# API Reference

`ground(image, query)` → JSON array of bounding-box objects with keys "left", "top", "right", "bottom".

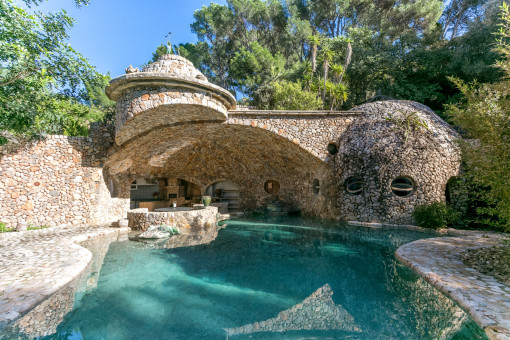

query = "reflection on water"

[
  {"left": 45, "top": 215, "right": 488, "bottom": 340},
  {"left": 225, "top": 284, "right": 361, "bottom": 336}
]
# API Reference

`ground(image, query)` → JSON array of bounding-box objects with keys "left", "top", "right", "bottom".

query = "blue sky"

[{"left": 19, "top": 0, "right": 226, "bottom": 76}]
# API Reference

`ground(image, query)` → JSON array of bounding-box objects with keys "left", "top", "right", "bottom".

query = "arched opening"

[
  {"left": 445, "top": 176, "right": 465, "bottom": 210},
  {"left": 327, "top": 142, "right": 339, "bottom": 155},
  {"left": 105, "top": 123, "right": 334, "bottom": 217},
  {"left": 206, "top": 181, "right": 240, "bottom": 212},
  {"left": 445, "top": 176, "right": 460, "bottom": 205},
  {"left": 344, "top": 176, "right": 363, "bottom": 195},
  {"left": 312, "top": 179, "right": 320, "bottom": 194}
]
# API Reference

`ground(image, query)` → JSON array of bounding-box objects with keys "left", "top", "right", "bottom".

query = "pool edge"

[
  {"left": 0, "top": 226, "right": 130, "bottom": 338},
  {"left": 395, "top": 234, "right": 510, "bottom": 340}
]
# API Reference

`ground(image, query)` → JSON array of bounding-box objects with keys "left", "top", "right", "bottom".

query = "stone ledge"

[
  {"left": 0, "top": 226, "right": 130, "bottom": 333},
  {"left": 0, "top": 225, "right": 68, "bottom": 243},
  {"left": 395, "top": 234, "right": 510, "bottom": 340},
  {"left": 228, "top": 110, "right": 363, "bottom": 116},
  {"left": 107, "top": 73, "right": 236, "bottom": 108}
]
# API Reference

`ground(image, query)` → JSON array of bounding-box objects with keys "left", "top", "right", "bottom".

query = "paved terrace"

[
  {"left": 0, "top": 226, "right": 129, "bottom": 338},
  {"left": 396, "top": 232, "right": 510, "bottom": 340}
]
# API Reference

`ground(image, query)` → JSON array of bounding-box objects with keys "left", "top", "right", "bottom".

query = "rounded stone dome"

[
  {"left": 141, "top": 54, "right": 208, "bottom": 82},
  {"left": 336, "top": 100, "right": 461, "bottom": 224}
]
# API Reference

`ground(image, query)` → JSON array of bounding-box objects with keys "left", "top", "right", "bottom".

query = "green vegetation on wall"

[{"left": 413, "top": 202, "right": 459, "bottom": 229}]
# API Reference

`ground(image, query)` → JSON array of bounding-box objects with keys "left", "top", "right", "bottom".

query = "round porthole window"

[
  {"left": 345, "top": 177, "right": 363, "bottom": 195},
  {"left": 327, "top": 143, "right": 338, "bottom": 155},
  {"left": 264, "top": 180, "right": 280, "bottom": 194},
  {"left": 391, "top": 177, "right": 414, "bottom": 197},
  {"left": 312, "top": 179, "right": 320, "bottom": 194}
]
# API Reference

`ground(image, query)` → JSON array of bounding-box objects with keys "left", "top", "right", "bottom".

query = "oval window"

[
  {"left": 391, "top": 177, "right": 414, "bottom": 197},
  {"left": 345, "top": 177, "right": 363, "bottom": 195},
  {"left": 327, "top": 143, "right": 338, "bottom": 155},
  {"left": 264, "top": 180, "right": 280, "bottom": 194},
  {"left": 312, "top": 179, "right": 320, "bottom": 194}
]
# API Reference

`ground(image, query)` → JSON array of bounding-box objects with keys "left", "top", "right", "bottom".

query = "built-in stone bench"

[{"left": 127, "top": 206, "right": 221, "bottom": 248}]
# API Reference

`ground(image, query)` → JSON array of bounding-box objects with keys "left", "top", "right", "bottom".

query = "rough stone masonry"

[{"left": 0, "top": 53, "right": 462, "bottom": 228}]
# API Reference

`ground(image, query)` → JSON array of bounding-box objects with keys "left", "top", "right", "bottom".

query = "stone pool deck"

[
  {"left": 0, "top": 225, "right": 129, "bottom": 338},
  {"left": 396, "top": 232, "right": 510, "bottom": 340}
]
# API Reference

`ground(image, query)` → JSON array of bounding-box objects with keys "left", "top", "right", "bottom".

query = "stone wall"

[
  {"left": 227, "top": 110, "right": 361, "bottom": 160},
  {"left": 0, "top": 101, "right": 463, "bottom": 227},
  {"left": 0, "top": 124, "right": 129, "bottom": 229},
  {"left": 114, "top": 88, "right": 229, "bottom": 145}
]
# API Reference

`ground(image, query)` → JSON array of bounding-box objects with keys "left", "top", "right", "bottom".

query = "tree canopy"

[
  {"left": 0, "top": 0, "right": 113, "bottom": 145},
  {"left": 144, "top": 0, "right": 503, "bottom": 113}
]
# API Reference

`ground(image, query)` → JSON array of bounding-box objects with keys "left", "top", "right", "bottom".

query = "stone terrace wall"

[
  {"left": 227, "top": 110, "right": 362, "bottom": 161},
  {"left": 0, "top": 124, "right": 129, "bottom": 229}
]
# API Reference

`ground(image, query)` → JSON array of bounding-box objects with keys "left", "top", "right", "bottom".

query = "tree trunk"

[
  {"left": 323, "top": 57, "right": 329, "bottom": 100},
  {"left": 311, "top": 44, "right": 318, "bottom": 73},
  {"left": 338, "top": 42, "right": 352, "bottom": 84}
]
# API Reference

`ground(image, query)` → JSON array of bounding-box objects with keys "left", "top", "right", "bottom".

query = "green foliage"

[
  {"left": 230, "top": 41, "right": 286, "bottom": 104},
  {"left": 179, "top": 0, "right": 500, "bottom": 112},
  {"left": 26, "top": 225, "right": 48, "bottom": 231},
  {"left": 0, "top": 222, "right": 13, "bottom": 233},
  {"left": 0, "top": 0, "right": 112, "bottom": 144},
  {"left": 413, "top": 202, "right": 459, "bottom": 229},
  {"left": 445, "top": 3, "right": 510, "bottom": 231},
  {"left": 261, "top": 80, "right": 323, "bottom": 110}
]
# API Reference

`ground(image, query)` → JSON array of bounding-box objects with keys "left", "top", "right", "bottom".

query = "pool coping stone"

[
  {"left": 396, "top": 233, "right": 510, "bottom": 340},
  {"left": 0, "top": 225, "right": 130, "bottom": 330}
]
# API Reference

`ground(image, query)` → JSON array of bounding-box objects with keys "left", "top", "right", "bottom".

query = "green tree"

[
  {"left": 446, "top": 4, "right": 510, "bottom": 231},
  {"left": 261, "top": 80, "right": 323, "bottom": 110},
  {"left": 0, "top": 0, "right": 110, "bottom": 144}
]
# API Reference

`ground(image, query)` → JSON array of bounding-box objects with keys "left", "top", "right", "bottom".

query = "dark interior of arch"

[{"left": 104, "top": 123, "right": 333, "bottom": 213}]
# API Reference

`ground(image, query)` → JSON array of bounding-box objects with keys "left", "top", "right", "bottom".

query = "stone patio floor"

[
  {"left": 0, "top": 225, "right": 129, "bottom": 332},
  {"left": 396, "top": 232, "right": 510, "bottom": 340}
]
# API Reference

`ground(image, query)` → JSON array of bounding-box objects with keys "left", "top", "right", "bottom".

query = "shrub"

[
  {"left": 0, "top": 222, "right": 13, "bottom": 233},
  {"left": 413, "top": 202, "right": 459, "bottom": 229}
]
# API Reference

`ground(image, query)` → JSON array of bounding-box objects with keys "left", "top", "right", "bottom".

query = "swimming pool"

[{"left": 45, "top": 216, "right": 487, "bottom": 339}]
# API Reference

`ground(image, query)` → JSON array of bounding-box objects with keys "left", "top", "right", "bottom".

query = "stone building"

[{"left": 0, "top": 54, "right": 462, "bottom": 228}]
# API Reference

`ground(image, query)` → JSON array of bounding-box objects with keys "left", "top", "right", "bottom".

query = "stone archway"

[
  {"left": 104, "top": 123, "right": 338, "bottom": 218},
  {"left": 205, "top": 181, "right": 240, "bottom": 212}
]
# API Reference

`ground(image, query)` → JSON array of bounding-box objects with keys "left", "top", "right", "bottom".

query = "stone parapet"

[
  {"left": 106, "top": 54, "right": 236, "bottom": 145},
  {"left": 127, "top": 206, "right": 218, "bottom": 233},
  {"left": 127, "top": 206, "right": 220, "bottom": 248},
  {"left": 227, "top": 111, "right": 361, "bottom": 161}
]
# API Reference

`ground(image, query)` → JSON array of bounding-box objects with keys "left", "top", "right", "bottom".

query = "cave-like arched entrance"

[{"left": 104, "top": 123, "right": 338, "bottom": 217}]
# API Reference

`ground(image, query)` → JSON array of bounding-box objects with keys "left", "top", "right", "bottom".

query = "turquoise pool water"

[{"left": 48, "top": 216, "right": 486, "bottom": 339}]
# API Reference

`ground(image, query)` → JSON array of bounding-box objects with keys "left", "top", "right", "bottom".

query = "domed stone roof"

[
  {"left": 141, "top": 54, "right": 208, "bottom": 82},
  {"left": 336, "top": 100, "right": 462, "bottom": 225}
]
